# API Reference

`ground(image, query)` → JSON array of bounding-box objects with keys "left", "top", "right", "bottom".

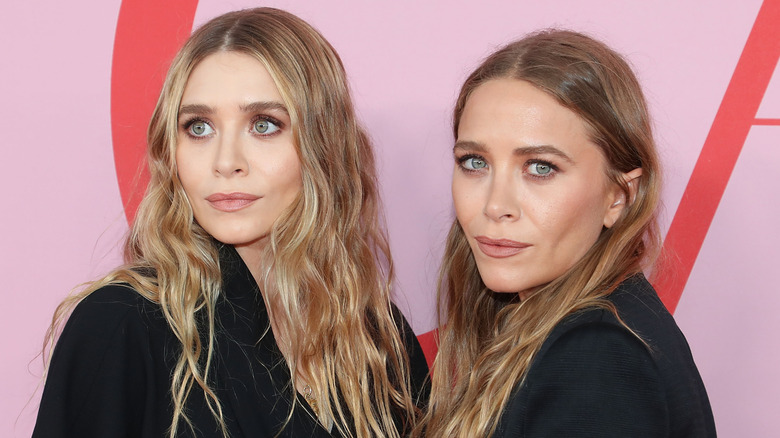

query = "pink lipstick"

[
  {"left": 206, "top": 192, "right": 260, "bottom": 212},
  {"left": 474, "top": 236, "right": 530, "bottom": 258}
]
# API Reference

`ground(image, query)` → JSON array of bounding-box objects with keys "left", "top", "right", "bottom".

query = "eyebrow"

[
  {"left": 178, "top": 103, "right": 213, "bottom": 116},
  {"left": 453, "top": 140, "right": 574, "bottom": 164},
  {"left": 178, "top": 101, "right": 289, "bottom": 117},
  {"left": 240, "top": 101, "right": 289, "bottom": 115}
]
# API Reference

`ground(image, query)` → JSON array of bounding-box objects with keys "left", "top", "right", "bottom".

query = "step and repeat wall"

[{"left": 2, "top": 1, "right": 778, "bottom": 436}]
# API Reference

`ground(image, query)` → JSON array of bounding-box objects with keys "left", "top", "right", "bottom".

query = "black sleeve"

[
  {"left": 507, "top": 323, "right": 669, "bottom": 437},
  {"left": 398, "top": 312, "right": 431, "bottom": 408},
  {"left": 32, "top": 286, "right": 164, "bottom": 438}
]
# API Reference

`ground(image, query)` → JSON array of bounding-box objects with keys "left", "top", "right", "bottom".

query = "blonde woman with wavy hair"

[
  {"left": 33, "top": 8, "right": 428, "bottom": 438},
  {"left": 421, "top": 30, "right": 714, "bottom": 437}
]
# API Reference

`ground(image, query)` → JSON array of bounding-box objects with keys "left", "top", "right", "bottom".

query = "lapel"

[{"left": 213, "top": 244, "right": 336, "bottom": 437}]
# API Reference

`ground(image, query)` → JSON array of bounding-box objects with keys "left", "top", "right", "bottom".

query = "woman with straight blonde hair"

[
  {"left": 421, "top": 30, "right": 715, "bottom": 437},
  {"left": 33, "top": 8, "right": 428, "bottom": 438}
]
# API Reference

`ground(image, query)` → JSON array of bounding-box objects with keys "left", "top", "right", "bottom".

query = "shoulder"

[
  {"left": 496, "top": 318, "right": 668, "bottom": 437},
  {"left": 61, "top": 284, "right": 167, "bottom": 345},
  {"left": 530, "top": 314, "right": 662, "bottom": 397},
  {"left": 496, "top": 275, "right": 715, "bottom": 437},
  {"left": 34, "top": 284, "right": 173, "bottom": 437},
  {"left": 530, "top": 277, "right": 665, "bottom": 374},
  {"left": 607, "top": 274, "right": 679, "bottom": 335},
  {"left": 45, "top": 283, "right": 175, "bottom": 395},
  {"left": 545, "top": 275, "right": 684, "bottom": 359},
  {"left": 71, "top": 283, "right": 158, "bottom": 318},
  {"left": 531, "top": 275, "right": 695, "bottom": 403},
  {"left": 49, "top": 283, "right": 172, "bottom": 373}
]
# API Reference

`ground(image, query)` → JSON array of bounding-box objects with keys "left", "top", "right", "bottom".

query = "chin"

[
  {"left": 478, "top": 269, "right": 525, "bottom": 294},
  {"left": 484, "top": 283, "right": 522, "bottom": 294},
  {"left": 476, "top": 264, "right": 547, "bottom": 295}
]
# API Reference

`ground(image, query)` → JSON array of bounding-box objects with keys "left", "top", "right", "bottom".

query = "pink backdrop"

[{"left": 2, "top": 1, "right": 778, "bottom": 436}]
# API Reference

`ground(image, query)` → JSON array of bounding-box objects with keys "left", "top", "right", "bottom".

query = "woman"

[
  {"left": 422, "top": 30, "right": 715, "bottom": 437},
  {"left": 34, "top": 8, "right": 428, "bottom": 438}
]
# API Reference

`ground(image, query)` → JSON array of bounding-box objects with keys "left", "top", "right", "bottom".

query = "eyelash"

[
  {"left": 456, "top": 154, "right": 487, "bottom": 174},
  {"left": 525, "top": 159, "right": 559, "bottom": 179},
  {"left": 250, "top": 115, "right": 284, "bottom": 136},
  {"left": 455, "top": 154, "right": 559, "bottom": 179},
  {"left": 179, "top": 115, "right": 285, "bottom": 139},
  {"left": 181, "top": 116, "right": 214, "bottom": 140}
]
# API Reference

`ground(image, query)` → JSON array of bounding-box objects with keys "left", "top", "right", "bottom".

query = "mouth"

[
  {"left": 474, "top": 236, "right": 530, "bottom": 258},
  {"left": 205, "top": 192, "right": 260, "bottom": 212}
]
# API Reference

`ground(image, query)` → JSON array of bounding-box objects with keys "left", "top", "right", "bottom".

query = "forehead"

[
  {"left": 180, "top": 51, "right": 283, "bottom": 105},
  {"left": 458, "top": 79, "right": 603, "bottom": 161},
  {"left": 460, "top": 79, "right": 588, "bottom": 139}
]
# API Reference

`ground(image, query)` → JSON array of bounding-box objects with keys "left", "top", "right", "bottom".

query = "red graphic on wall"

[
  {"left": 650, "top": 0, "right": 780, "bottom": 313},
  {"left": 111, "top": 0, "right": 199, "bottom": 224},
  {"left": 110, "top": 0, "right": 779, "bottom": 365}
]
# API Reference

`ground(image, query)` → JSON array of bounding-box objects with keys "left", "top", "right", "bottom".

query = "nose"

[
  {"left": 483, "top": 170, "right": 520, "bottom": 221},
  {"left": 213, "top": 131, "right": 248, "bottom": 177}
]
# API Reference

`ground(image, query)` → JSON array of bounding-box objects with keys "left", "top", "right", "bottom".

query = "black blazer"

[
  {"left": 33, "top": 245, "right": 429, "bottom": 437},
  {"left": 493, "top": 275, "right": 716, "bottom": 437}
]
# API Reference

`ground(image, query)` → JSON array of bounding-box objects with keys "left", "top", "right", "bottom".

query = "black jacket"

[
  {"left": 493, "top": 275, "right": 716, "bottom": 437},
  {"left": 33, "top": 245, "right": 429, "bottom": 437}
]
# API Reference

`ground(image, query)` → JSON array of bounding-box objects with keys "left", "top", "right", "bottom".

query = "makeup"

[
  {"left": 474, "top": 236, "right": 530, "bottom": 258},
  {"left": 206, "top": 192, "right": 260, "bottom": 212}
]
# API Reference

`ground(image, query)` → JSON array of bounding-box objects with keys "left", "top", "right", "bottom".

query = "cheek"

[
  {"left": 175, "top": 159, "right": 201, "bottom": 200},
  {"left": 538, "top": 186, "right": 607, "bottom": 250},
  {"left": 174, "top": 157, "right": 192, "bottom": 194},
  {"left": 270, "top": 152, "right": 303, "bottom": 198},
  {"left": 286, "top": 153, "right": 303, "bottom": 190},
  {"left": 452, "top": 176, "right": 480, "bottom": 225},
  {"left": 284, "top": 169, "right": 303, "bottom": 199}
]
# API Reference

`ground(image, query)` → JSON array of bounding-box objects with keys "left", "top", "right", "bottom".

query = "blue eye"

[
  {"left": 253, "top": 118, "right": 280, "bottom": 135},
  {"left": 461, "top": 156, "right": 488, "bottom": 171},
  {"left": 528, "top": 161, "right": 554, "bottom": 176},
  {"left": 188, "top": 120, "right": 214, "bottom": 137}
]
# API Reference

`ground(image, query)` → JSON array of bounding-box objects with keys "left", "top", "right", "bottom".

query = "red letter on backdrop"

[
  {"left": 652, "top": 0, "right": 780, "bottom": 313},
  {"left": 111, "top": 0, "right": 199, "bottom": 224}
]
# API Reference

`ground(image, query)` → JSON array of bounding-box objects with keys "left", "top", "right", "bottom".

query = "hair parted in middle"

[
  {"left": 420, "top": 29, "right": 663, "bottom": 437},
  {"left": 48, "top": 7, "right": 418, "bottom": 438}
]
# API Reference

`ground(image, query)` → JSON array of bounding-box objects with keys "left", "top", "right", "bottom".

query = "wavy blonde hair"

[
  {"left": 420, "top": 29, "right": 663, "bottom": 437},
  {"left": 45, "top": 8, "right": 418, "bottom": 438}
]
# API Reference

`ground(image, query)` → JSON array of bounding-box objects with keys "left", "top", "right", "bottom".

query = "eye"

[
  {"left": 460, "top": 156, "right": 488, "bottom": 171},
  {"left": 253, "top": 118, "right": 281, "bottom": 135},
  {"left": 187, "top": 120, "right": 214, "bottom": 137},
  {"left": 527, "top": 161, "right": 555, "bottom": 176}
]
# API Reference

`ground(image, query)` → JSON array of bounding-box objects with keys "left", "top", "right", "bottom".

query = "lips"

[
  {"left": 474, "top": 236, "right": 530, "bottom": 258},
  {"left": 205, "top": 192, "right": 260, "bottom": 212}
]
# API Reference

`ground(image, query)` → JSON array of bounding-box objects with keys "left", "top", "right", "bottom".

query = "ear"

[{"left": 603, "top": 168, "right": 643, "bottom": 229}]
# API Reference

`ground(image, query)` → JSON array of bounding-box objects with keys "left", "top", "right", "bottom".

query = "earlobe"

[{"left": 603, "top": 168, "right": 642, "bottom": 229}]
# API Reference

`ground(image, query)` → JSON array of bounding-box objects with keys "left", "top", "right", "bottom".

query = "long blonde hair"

[
  {"left": 421, "top": 29, "right": 663, "bottom": 437},
  {"left": 45, "top": 8, "right": 417, "bottom": 438}
]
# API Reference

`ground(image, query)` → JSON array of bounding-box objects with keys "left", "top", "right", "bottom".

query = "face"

[
  {"left": 176, "top": 51, "right": 302, "bottom": 265},
  {"left": 453, "top": 79, "right": 630, "bottom": 297}
]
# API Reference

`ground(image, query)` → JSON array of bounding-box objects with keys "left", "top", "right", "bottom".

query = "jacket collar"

[{"left": 213, "top": 244, "right": 335, "bottom": 437}]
